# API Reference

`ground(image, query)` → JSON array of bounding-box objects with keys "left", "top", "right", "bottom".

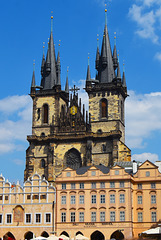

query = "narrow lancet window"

[
  {"left": 101, "top": 99, "right": 108, "bottom": 118},
  {"left": 43, "top": 104, "right": 49, "bottom": 123}
]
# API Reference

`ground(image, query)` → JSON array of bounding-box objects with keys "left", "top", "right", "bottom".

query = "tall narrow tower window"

[
  {"left": 43, "top": 104, "right": 49, "bottom": 124},
  {"left": 101, "top": 99, "right": 108, "bottom": 118}
]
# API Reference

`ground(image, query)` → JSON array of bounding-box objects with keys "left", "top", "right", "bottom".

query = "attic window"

[
  {"left": 66, "top": 172, "right": 71, "bottom": 177},
  {"left": 115, "top": 170, "right": 119, "bottom": 175},
  {"left": 146, "top": 171, "right": 150, "bottom": 177}
]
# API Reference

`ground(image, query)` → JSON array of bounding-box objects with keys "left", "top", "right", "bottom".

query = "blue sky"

[{"left": 1, "top": 0, "right": 161, "bottom": 183}]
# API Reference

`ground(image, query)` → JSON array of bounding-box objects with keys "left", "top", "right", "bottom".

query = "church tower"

[
  {"left": 24, "top": 11, "right": 131, "bottom": 182},
  {"left": 85, "top": 7, "right": 131, "bottom": 166}
]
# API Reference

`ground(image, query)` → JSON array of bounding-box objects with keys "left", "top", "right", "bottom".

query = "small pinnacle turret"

[
  {"left": 65, "top": 68, "right": 69, "bottom": 93},
  {"left": 113, "top": 33, "right": 118, "bottom": 70},
  {"left": 117, "top": 54, "right": 121, "bottom": 81},
  {"left": 122, "top": 64, "right": 127, "bottom": 88},
  {"left": 86, "top": 56, "right": 91, "bottom": 82}
]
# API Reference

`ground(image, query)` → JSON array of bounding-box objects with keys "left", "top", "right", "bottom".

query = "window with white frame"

[
  {"left": 61, "top": 195, "right": 66, "bottom": 204},
  {"left": 151, "top": 195, "right": 156, "bottom": 204},
  {"left": 137, "top": 195, "right": 142, "bottom": 204},
  {"left": 79, "top": 195, "right": 84, "bottom": 204},
  {"left": 79, "top": 212, "right": 84, "bottom": 222},
  {"left": 138, "top": 212, "right": 143, "bottom": 222},
  {"left": 35, "top": 213, "right": 41, "bottom": 223},
  {"left": 62, "top": 183, "right": 66, "bottom": 190},
  {"left": 61, "top": 212, "right": 66, "bottom": 222},
  {"left": 100, "top": 182, "right": 105, "bottom": 188},
  {"left": 120, "top": 211, "right": 125, "bottom": 221},
  {"left": 71, "top": 183, "right": 76, "bottom": 189},
  {"left": 120, "top": 181, "right": 124, "bottom": 188},
  {"left": 110, "top": 194, "right": 115, "bottom": 203},
  {"left": 6, "top": 214, "right": 12, "bottom": 224},
  {"left": 100, "top": 194, "right": 105, "bottom": 203},
  {"left": 91, "top": 182, "right": 96, "bottom": 189},
  {"left": 151, "top": 183, "right": 156, "bottom": 189},
  {"left": 0, "top": 214, "right": 2, "bottom": 224},
  {"left": 71, "top": 195, "right": 76, "bottom": 204},
  {"left": 91, "top": 195, "right": 96, "bottom": 204},
  {"left": 70, "top": 212, "right": 75, "bottom": 222},
  {"left": 110, "top": 182, "right": 115, "bottom": 188},
  {"left": 151, "top": 212, "right": 157, "bottom": 222},
  {"left": 45, "top": 213, "right": 51, "bottom": 223},
  {"left": 100, "top": 212, "right": 105, "bottom": 222},
  {"left": 91, "top": 212, "right": 96, "bottom": 222},
  {"left": 120, "top": 194, "right": 125, "bottom": 203},
  {"left": 25, "top": 213, "right": 32, "bottom": 223},
  {"left": 80, "top": 183, "right": 84, "bottom": 189},
  {"left": 110, "top": 211, "right": 115, "bottom": 222}
]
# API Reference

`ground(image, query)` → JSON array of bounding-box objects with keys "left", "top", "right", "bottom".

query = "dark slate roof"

[
  {"left": 76, "top": 164, "right": 110, "bottom": 175},
  {"left": 95, "top": 164, "right": 110, "bottom": 174},
  {"left": 76, "top": 166, "right": 91, "bottom": 175}
]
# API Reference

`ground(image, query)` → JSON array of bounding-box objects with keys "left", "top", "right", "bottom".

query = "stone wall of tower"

[
  {"left": 89, "top": 91, "right": 125, "bottom": 142},
  {"left": 32, "top": 95, "right": 67, "bottom": 136}
]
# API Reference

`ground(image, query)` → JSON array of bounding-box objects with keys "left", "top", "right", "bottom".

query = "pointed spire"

[
  {"left": 95, "top": 34, "right": 100, "bottom": 70},
  {"left": 122, "top": 62, "right": 127, "bottom": 87},
  {"left": 41, "top": 15, "right": 58, "bottom": 90},
  {"left": 98, "top": 6, "right": 115, "bottom": 83},
  {"left": 56, "top": 40, "right": 61, "bottom": 86},
  {"left": 31, "top": 60, "right": 36, "bottom": 88},
  {"left": 117, "top": 53, "right": 121, "bottom": 81},
  {"left": 41, "top": 42, "right": 45, "bottom": 76},
  {"left": 65, "top": 67, "right": 69, "bottom": 93},
  {"left": 86, "top": 54, "right": 91, "bottom": 82},
  {"left": 113, "top": 32, "right": 118, "bottom": 70}
]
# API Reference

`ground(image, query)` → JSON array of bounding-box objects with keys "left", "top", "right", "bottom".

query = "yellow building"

[
  {"left": 55, "top": 160, "right": 161, "bottom": 240},
  {"left": 0, "top": 174, "right": 55, "bottom": 240}
]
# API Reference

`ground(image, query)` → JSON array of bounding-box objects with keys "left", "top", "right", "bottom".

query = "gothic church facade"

[{"left": 24, "top": 11, "right": 131, "bottom": 182}]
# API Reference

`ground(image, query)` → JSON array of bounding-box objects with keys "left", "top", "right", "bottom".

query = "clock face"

[{"left": 70, "top": 106, "right": 77, "bottom": 115}]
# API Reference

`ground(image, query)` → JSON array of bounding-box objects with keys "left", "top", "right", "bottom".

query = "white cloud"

[
  {"left": 132, "top": 152, "right": 159, "bottom": 162},
  {"left": 128, "top": 0, "right": 161, "bottom": 44},
  {"left": 154, "top": 52, "right": 161, "bottom": 62},
  {"left": 0, "top": 95, "right": 32, "bottom": 154},
  {"left": 126, "top": 90, "right": 161, "bottom": 148}
]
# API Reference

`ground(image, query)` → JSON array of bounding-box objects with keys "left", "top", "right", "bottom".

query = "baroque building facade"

[
  {"left": 55, "top": 160, "right": 161, "bottom": 240},
  {"left": 24, "top": 10, "right": 131, "bottom": 183}
]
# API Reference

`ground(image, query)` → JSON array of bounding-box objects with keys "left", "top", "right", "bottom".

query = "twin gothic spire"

[
  {"left": 86, "top": 8, "right": 127, "bottom": 87},
  {"left": 31, "top": 10, "right": 126, "bottom": 94}
]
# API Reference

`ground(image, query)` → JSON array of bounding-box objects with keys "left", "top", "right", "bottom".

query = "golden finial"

[
  {"left": 51, "top": 11, "right": 53, "bottom": 19},
  {"left": 48, "top": 38, "right": 49, "bottom": 44},
  {"left": 67, "top": 66, "right": 69, "bottom": 72},
  {"left": 114, "top": 32, "right": 116, "bottom": 39},
  {"left": 97, "top": 34, "right": 99, "bottom": 41},
  {"left": 105, "top": 3, "right": 107, "bottom": 12},
  {"left": 59, "top": 40, "right": 61, "bottom": 46}
]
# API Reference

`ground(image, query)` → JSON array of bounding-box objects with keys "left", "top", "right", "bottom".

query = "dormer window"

[
  {"left": 43, "top": 104, "right": 49, "bottom": 124},
  {"left": 100, "top": 99, "right": 108, "bottom": 118}
]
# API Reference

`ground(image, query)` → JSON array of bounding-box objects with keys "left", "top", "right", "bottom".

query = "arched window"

[
  {"left": 41, "top": 159, "right": 45, "bottom": 168},
  {"left": 121, "top": 100, "right": 124, "bottom": 122},
  {"left": 43, "top": 104, "right": 49, "bottom": 124},
  {"left": 65, "top": 148, "right": 82, "bottom": 170},
  {"left": 101, "top": 99, "right": 108, "bottom": 118}
]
